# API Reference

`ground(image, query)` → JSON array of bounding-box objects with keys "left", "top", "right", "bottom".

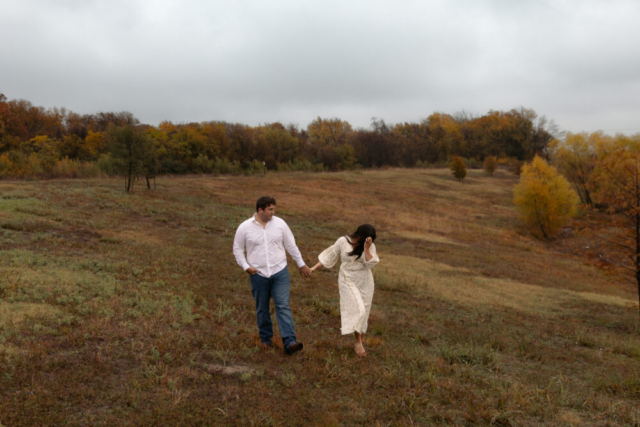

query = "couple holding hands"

[{"left": 233, "top": 196, "right": 379, "bottom": 357}]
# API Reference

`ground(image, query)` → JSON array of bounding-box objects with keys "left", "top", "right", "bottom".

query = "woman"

[{"left": 310, "top": 224, "right": 379, "bottom": 356}]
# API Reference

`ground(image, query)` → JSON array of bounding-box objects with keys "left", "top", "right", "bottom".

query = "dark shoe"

[
  {"left": 259, "top": 341, "right": 272, "bottom": 349},
  {"left": 285, "top": 341, "right": 303, "bottom": 355}
]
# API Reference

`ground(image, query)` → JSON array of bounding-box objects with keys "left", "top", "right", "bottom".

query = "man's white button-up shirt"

[{"left": 233, "top": 215, "right": 306, "bottom": 278}]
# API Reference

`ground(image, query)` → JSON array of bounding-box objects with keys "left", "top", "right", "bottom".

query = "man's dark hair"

[{"left": 256, "top": 196, "right": 276, "bottom": 212}]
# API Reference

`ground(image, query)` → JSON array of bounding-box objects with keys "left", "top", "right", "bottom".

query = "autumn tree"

[
  {"left": 551, "top": 132, "right": 604, "bottom": 207},
  {"left": 0, "top": 94, "right": 29, "bottom": 144},
  {"left": 24, "top": 135, "right": 58, "bottom": 173},
  {"left": 84, "top": 130, "right": 105, "bottom": 159},
  {"left": 450, "top": 156, "right": 467, "bottom": 181},
  {"left": 514, "top": 155, "right": 579, "bottom": 238},
  {"left": 531, "top": 115, "right": 562, "bottom": 159},
  {"left": 464, "top": 108, "right": 551, "bottom": 162},
  {"left": 351, "top": 119, "right": 397, "bottom": 168},
  {"left": 590, "top": 134, "right": 640, "bottom": 319},
  {"left": 171, "top": 124, "right": 209, "bottom": 168},
  {"left": 107, "top": 125, "right": 157, "bottom": 192},
  {"left": 255, "top": 124, "right": 299, "bottom": 169},
  {"left": 226, "top": 123, "right": 256, "bottom": 165},
  {"left": 483, "top": 156, "right": 497, "bottom": 176},
  {"left": 393, "top": 121, "right": 430, "bottom": 166},
  {"left": 201, "top": 121, "right": 228, "bottom": 160},
  {"left": 6, "top": 99, "right": 63, "bottom": 140},
  {"left": 500, "top": 108, "right": 536, "bottom": 160},
  {"left": 94, "top": 111, "right": 139, "bottom": 132},
  {"left": 306, "top": 117, "right": 355, "bottom": 170},
  {"left": 426, "top": 113, "right": 464, "bottom": 160},
  {"left": 63, "top": 111, "right": 90, "bottom": 139},
  {"left": 307, "top": 117, "right": 352, "bottom": 147},
  {"left": 58, "top": 134, "right": 92, "bottom": 160}
]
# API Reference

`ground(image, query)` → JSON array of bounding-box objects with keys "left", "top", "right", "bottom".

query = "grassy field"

[{"left": 0, "top": 168, "right": 639, "bottom": 426}]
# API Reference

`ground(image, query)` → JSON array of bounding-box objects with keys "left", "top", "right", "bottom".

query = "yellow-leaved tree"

[
  {"left": 551, "top": 132, "right": 608, "bottom": 207},
  {"left": 589, "top": 134, "right": 640, "bottom": 320},
  {"left": 514, "top": 155, "right": 579, "bottom": 238},
  {"left": 450, "top": 156, "right": 467, "bottom": 181},
  {"left": 483, "top": 155, "right": 497, "bottom": 176}
]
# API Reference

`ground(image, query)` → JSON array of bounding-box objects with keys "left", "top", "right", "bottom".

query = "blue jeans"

[{"left": 249, "top": 268, "right": 297, "bottom": 348}]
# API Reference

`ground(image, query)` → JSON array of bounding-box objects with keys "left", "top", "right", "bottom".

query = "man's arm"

[
  {"left": 232, "top": 224, "right": 253, "bottom": 273},
  {"left": 282, "top": 221, "right": 310, "bottom": 276}
]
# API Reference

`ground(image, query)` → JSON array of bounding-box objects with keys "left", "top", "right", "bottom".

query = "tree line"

[
  {"left": 0, "top": 93, "right": 560, "bottom": 179},
  {"left": 2, "top": 93, "right": 640, "bottom": 317}
]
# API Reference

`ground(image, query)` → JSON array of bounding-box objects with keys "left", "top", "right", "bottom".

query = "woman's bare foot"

[{"left": 354, "top": 342, "right": 366, "bottom": 357}]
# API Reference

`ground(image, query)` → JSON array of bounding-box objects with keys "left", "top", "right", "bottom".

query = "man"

[{"left": 233, "top": 196, "right": 311, "bottom": 354}]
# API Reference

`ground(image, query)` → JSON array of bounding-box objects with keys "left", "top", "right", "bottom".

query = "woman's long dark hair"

[{"left": 346, "top": 224, "right": 376, "bottom": 260}]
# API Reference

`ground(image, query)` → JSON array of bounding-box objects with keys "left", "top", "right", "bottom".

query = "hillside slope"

[{"left": 0, "top": 169, "right": 638, "bottom": 425}]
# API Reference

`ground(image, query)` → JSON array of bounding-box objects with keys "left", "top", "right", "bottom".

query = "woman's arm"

[
  {"left": 316, "top": 237, "right": 343, "bottom": 270},
  {"left": 364, "top": 237, "right": 373, "bottom": 261},
  {"left": 309, "top": 261, "right": 323, "bottom": 272}
]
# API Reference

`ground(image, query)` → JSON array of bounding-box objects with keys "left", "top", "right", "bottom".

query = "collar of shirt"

[{"left": 252, "top": 214, "right": 269, "bottom": 228}]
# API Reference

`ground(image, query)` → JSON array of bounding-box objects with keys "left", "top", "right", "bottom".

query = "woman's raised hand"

[{"left": 364, "top": 237, "right": 372, "bottom": 250}]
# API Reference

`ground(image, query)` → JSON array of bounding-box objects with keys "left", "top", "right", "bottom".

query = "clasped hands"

[
  {"left": 299, "top": 265, "right": 312, "bottom": 277},
  {"left": 245, "top": 237, "right": 371, "bottom": 278}
]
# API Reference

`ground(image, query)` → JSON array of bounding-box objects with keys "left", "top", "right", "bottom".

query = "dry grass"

[
  {"left": 0, "top": 302, "right": 61, "bottom": 328},
  {"left": 379, "top": 253, "right": 637, "bottom": 318},
  {"left": 0, "top": 168, "right": 639, "bottom": 426}
]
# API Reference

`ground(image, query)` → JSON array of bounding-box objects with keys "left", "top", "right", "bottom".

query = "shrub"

[
  {"left": 450, "top": 156, "right": 467, "bottom": 181},
  {"left": 52, "top": 157, "right": 75, "bottom": 177},
  {"left": 244, "top": 159, "right": 266, "bottom": 175},
  {"left": 277, "top": 159, "right": 324, "bottom": 172},
  {"left": 192, "top": 154, "right": 214, "bottom": 174},
  {"left": 0, "top": 151, "right": 99, "bottom": 179},
  {"left": 513, "top": 155, "right": 579, "bottom": 238},
  {"left": 0, "top": 154, "right": 12, "bottom": 177},
  {"left": 161, "top": 158, "right": 189, "bottom": 174},
  {"left": 25, "top": 153, "right": 44, "bottom": 176},
  {"left": 212, "top": 157, "right": 242, "bottom": 175},
  {"left": 51, "top": 157, "right": 99, "bottom": 178},
  {"left": 97, "top": 154, "right": 118, "bottom": 175},
  {"left": 336, "top": 144, "right": 357, "bottom": 170},
  {"left": 483, "top": 156, "right": 497, "bottom": 176}
]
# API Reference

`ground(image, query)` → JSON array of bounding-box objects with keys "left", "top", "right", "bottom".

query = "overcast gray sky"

[{"left": 1, "top": 0, "right": 639, "bottom": 134}]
